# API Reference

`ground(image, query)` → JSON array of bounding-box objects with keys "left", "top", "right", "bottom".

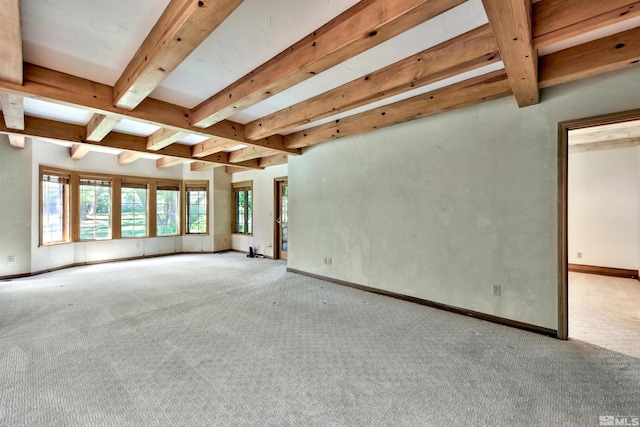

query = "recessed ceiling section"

[
  {"left": 23, "top": 98, "right": 93, "bottom": 125},
  {"left": 150, "top": 0, "right": 362, "bottom": 108},
  {"left": 569, "top": 119, "right": 640, "bottom": 145},
  {"left": 229, "top": 0, "right": 490, "bottom": 124},
  {"left": 112, "top": 119, "right": 160, "bottom": 137},
  {"left": 21, "top": 0, "right": 171, "bottom": 86}
]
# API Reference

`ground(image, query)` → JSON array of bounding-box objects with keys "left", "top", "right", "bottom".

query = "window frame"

[
  {"left": 232, "top": 180, "right": 253, "bottom": 235},
  {"left": 78, "top": 176, "right": 113, "bottom": 241},
  {"left": 156, "top": 181, "right": 181, "bottom": 236},
  {"left": 39, "top": 167, "right": 209, "bottom": 244},
  {"left": 185, "top": 181, "right": 209, "bottom": 235},
  {"left": 40, "top": 166, "right": 71, "bottom": 246},
  {"left": 120, "top": 179, "right": 149, "bottom": 239}
]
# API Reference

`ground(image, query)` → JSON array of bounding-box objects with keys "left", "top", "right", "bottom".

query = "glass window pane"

[
  {"left": 157, "top": 189, "right": 179, "bottom": 236},
  {"left": 186, "top": 189, "right": 207, "bottom": 234},
  {"left": 80, "top": 180, "right": 111, "bottom": 240},
  {"left": 121, "top": 186, "right": 148, "bottom": 238}
]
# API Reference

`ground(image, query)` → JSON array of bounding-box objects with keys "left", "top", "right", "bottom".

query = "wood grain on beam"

[
  {"left": 0, "top": 64, "right": 300, "bottom": 155},
  {"left": 539, "top": 26, "right": 640, "bottom": 88},
  {"left": 118, "top": 151, "right": 146, "bottom": 165},
  {"left": 190, "top": 0, "right": 467, "bottom": 127},
  {"left": 482, "top": 0, "right": 538, "bottom": 107},
  {"left": 533, "top": 0, "right": 640, "bottom": 49},
  {"left": 190, "top": 162, "right": 218, "bottom": 172},
  {"left": 71, "top": 143, "right": 92, "bottom": 159},
  {"left": 156, "top": 156, "right": 186, "bottom": 169},
  {"left": 258, "top": 153, "right": 288, "bottom": 168},
  {"left": 8, "top": 134, "right": 25, "bottom": 148},
  {"left": 114, "top": 0, "right": 243, "bottom": 109},
  {"left": 245, "top": 24, "right": 500, "bottom": 140},
  {"left": 228, "top": 146, "right": 277, "bottom": 163},
  {"left": 86, "top": 113, "right": 121, "bottom": 142},
  {"left": 225, "top": 166, "right": 246, "bottom": 174},
  {"left": 0, "top": 0, "right": 22, "bottom": 85},
  {"left": 0, "top": 114, "right": 262, "bottom": 169},
  {"left": 192, "top": 137, "right": 241, "bottom": 157},
  {"left": 147, "top": 128, "right": 189, "bottom": 150},
  {"left": 0, "top": 93, "right": 24, "bottom": 130},
  {"left": 285, "top": 70, "right": 513, "bottom": 149}
]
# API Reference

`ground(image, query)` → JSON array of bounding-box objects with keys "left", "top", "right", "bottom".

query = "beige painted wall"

[{"left": 288, "top": 66, "right": 640, "bottom": 331}]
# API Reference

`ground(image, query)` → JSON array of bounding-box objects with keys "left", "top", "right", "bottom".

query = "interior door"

[{"left": 275, "top": 179, "right": 288, "bottom": 260}]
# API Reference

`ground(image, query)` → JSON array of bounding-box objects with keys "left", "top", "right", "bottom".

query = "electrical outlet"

[
  {"left": 328, "top": 257, "right": 332, "bottom": 265},
  {"left": 7, "top": 255, "right": 14, "bottom": 263},
  {"left": 577, "top": 252, "right": 582, "bottom": 259},
  {"left": 492, "top": 285, "right": 501, "bottom": 296}
]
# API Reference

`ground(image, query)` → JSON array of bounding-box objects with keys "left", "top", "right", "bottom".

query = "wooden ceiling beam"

[
  {"left": 228, "top": 146, "right": 277, "bottom": 163},
  {"left": 569, "top": 137, "right": 640, "bottom": 153},
  {"left": 539, "top": 26, "right": 640, "bottom": 88},
  {"left": 8, "top": 134, "right": 25, "bottom": 148},
  {"left": 114, "top": 0, "right": 244, "bottom": 109},
  {"left": 0, "top": 64, "right": 299, "bottom": 155},
  {"left": 190, "top": 0, "right": 467, "bottom": 127},
  {"left": 0, "top": 0, "right": 22, "bottom": 85},
  {"left": 482, "top": 0, "right": 539, "bottom": 107},
  {"left": 0, "top": 93, "right": 24, "bottom": 130},
  {"left": 190, "top": 161, "right": 219, "bottom": 172},
  {"left": 284, "top": 70, "right": 513, "bottom": 149},
  {"left": 156, "top": 156, "right": 186, "bottom": 169},
  {"left": 191, "top": 137, "right": 241, "bottom": 157},
  {"left": 146, "top": 128, "right": 189, "bottom": 150},
  {"left": 0, "top": 114, "right": 261, "bottom": 169},
  {"left": 258, "top": 153, "right": 288, "bottom": 168},
  {"left": 118, "top": 151, "right": 146, "bottom": 165},
  {"left": 70, "top": 143, "right": 92, "bottom": 159},
  {"left": 0, "top": 0, "right": 24, "bottom": 132},
  {"left": 533, "top": 0, "right": 640, "bottom": 49},
  {"left": 86, "top": 113, "right": 121, "bottom": 142},
  {"left": 245, "top": 24, "right": 500, "bottom": 140}
]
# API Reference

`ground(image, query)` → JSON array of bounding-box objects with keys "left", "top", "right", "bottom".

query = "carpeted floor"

[
  {"left": 569, "top": 272, "right": 640, "bottom": 359},
  {"left": 0, "top": 253, "right": 639, "bottom": 426}
]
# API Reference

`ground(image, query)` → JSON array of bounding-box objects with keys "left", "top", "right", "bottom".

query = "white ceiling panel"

[
  {"left": 21, "top": 0, "right": 170, "bottom": 86},
  {"left": 229, "top": 0, "right": 490, "bottom": 124},
  {"left": 112, "top": 119, "right": 160, "bottom": 137},
  {"left": 23, "top": 98, "right": 93, "bottom": 125},
  {"left": 150, "top": 0, "right": 361, "bottom": 108}
]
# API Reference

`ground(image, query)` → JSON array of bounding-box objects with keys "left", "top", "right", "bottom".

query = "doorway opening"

[
  {"left": 558, "top": 109, "right": 640, "bottom": 357},
  {"left": 274, "top": 177, "right": 288, "bottom": 260}
]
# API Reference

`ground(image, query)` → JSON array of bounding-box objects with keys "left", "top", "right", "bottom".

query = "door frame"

[
  {"left": 273, "top": 176, "right": 288, "bottom": 260},
  {"left": 557, "top": 108, "right": 640, "bottom": 340}
]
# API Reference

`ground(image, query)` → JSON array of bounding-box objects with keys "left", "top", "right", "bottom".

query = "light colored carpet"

[
  {"left": 0, "top": 253, "right": 639, "bottom": 426},
  {"left": 569, "top": 272, "right": 640, "bottom": 359}
]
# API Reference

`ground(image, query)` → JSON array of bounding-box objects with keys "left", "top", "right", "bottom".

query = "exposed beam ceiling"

[
  {"left": 8, "top": 134, "right": 26, "bottom": 148},
  {"left": 190, "top": 0, "right": 467, "bottom": 127},
  {"left": 533, "top": 0, "right": 640, "bottom": 49},
  {"left": 0, "top": 115, "right": 261, "bottom": 170},
  {"left": 539, "top": 26, "right": 640, "bottom": 88},
  {"left": 245, "top": 24, "right": 500, "bottom": 140},
  {"left": 85, "top": 114, "right": 122, "bottom": 142},
  {"left": 482, "top": 0, "right": 538, "bottom": 107},
  {"left": 118, "top": 151, "right": 146, "bottom": 165},
  {"left": 114, "top": 0, "right": 244, "bottom": 110},
  {"left": 5, "top": 0, "right": 640, "bottom": 170},
  {"left": 156, "top": 156, "right": 186, "bottom": 169},
  {"left": 285, "top": 70, "right": 513, "bottom": 149}
]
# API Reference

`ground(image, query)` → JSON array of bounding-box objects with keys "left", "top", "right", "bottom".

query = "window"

[
  {"left": 157, "top": 183, "right": 180, "bottom": 236},
  {"left": 79, "top": 178, "right": 111, "bottom": 240},
  {"left": 121, "top": 181, "right": 148, "bottom": 238},
  {"left": 233, "top": 181, "right": 252, "bottom": 235},
  {"left": 185, "top": 182, "right": 208, "bottom": 234},
  {"left": 41, "top": 172, "right": 70, "bottom": 244}
]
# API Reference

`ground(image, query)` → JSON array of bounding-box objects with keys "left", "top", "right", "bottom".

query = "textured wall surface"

[{"left": 289, "top": 66, "right": 640, "bottom": 331}]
